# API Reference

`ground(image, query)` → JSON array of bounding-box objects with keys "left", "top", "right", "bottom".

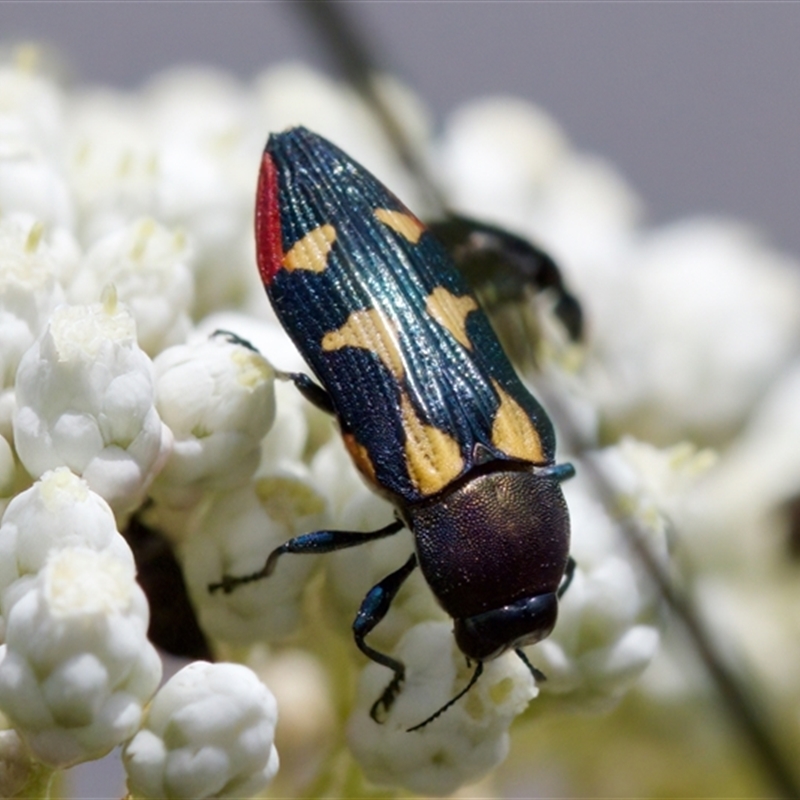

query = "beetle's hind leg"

[
  {"left": 208, "top": 519, "right": 404, "bottom": 594},
  {"left": 353, "top": 553, "right": 419, "bottom": 722}
]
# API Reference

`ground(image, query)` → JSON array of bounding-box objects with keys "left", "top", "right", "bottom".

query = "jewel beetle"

[{"left": 210, "top": 127, "right": 575, "bottom": 728}]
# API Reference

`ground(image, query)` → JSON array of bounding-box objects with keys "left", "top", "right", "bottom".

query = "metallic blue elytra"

[{"left": 216, "top": 126, "right": 575, "bottom": 728}]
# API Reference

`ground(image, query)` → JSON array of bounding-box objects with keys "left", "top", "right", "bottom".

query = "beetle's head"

[
  {"left": 408, "top": 465, "right": 571, "bottom": 662},
  {"left": 453, "top": 591, "right": 558, "bottom": 661}
]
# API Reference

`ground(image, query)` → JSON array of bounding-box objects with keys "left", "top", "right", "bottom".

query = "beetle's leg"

[
  {"left": 208, "top": 519, "right": 404, "bottom": 594},
  {"left": 207, "top": 337, "right": 335, "bottom": 414},
  {"left": 210, "top": 329, "right": 259, "bottom": 352},
  {"left": 511, "top": 558, "right": 575, "bottom": 683},
  {"left": 538, "top": 462, "right": 575, "bottom": 482},
  {"left": 352, "top": 553, "right": 419, "bottom": 722},
  {"left": 277, "top": 370, "right": 336, "bottom": 415},
  {"left": 515, "top": 647, "right": 547, "bottom": 682},
  {"left": 558, "top": 556, "right": 577, "bottom": 599}
]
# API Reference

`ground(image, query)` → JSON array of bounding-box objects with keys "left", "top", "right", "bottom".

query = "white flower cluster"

[
  {"left": 0, "top": 468, "right": 160, "bottom": 767},
  {"left": 0, "top": 42, "right": 797, "bottom": 799},
  {"left": 0, "top": 52, "right": 284, "bottom": 797},
  {"left": 123, "top": 661, "right": 278, "bottom": 800},
  {"left": 14, "top": 291, "right": 171, "bottom": 517},
  {"left": 348, "top": 622, "right": 537, "bottom": 796}
]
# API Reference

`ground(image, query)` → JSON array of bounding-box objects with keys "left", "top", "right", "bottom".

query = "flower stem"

[
  {"left": 292, "top": 0, "right": 448, "bottom": 217},
  {"left": 552, "top": 393, "right": 800, "bottom": 800}
]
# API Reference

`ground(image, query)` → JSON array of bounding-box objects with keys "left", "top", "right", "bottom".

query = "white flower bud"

[
  {"left": 258, "top": 380, "right": 318, "bottom": 476},
  {"left": 13, "top": 295, "right": 172, "bottom": 516},
  {"left": 0, "top": 214, "right": 72, "bottom": 393},
  {"left": 0, "top": 57, "right": 65, "bottom": 157},
  {"left": 588, "top": 220, "right": 800, "bottom": 445},
  {"left": 439, "top": 98, "right": 569, "bottom": 231},
  {"left": 66, "top": 91, "right": 157, "bottom": 244},
  {"left": 0, "top": 728, "right": 42, "bottom": 798},
  {"left": 250, "top": 648, "right": 335, "bottom": 781},
  {"left": 180, "top": 476, "right": 326, "bottom": 643},
  {"left": 144, "top": 68, "right": 256, "bottom": 316},
  {"left": 0, "top": 547, "right": 162, "bottom": 767},
  {"left": 528, "top": 442, "right": 683, "bottom": 709},
  {"left": 348, "top": 621, "right": 535, "bottom": 796},
  {"left": 0, "top": 139, "right": 74, "bottom": 231},
  {"left": 0, "top": 433, "right": 14, "bottom": 502},
  {"left": 697, "top": 358, "right": 800, "bottom": 527},
  {"left": 71, "top": 217, "right": 194, "bottom": 355},
  {"left": 123, "top": 661, "right": 278, "bottom": 800},
  {"left": 151, "top": 335, "right": 275, "bottom": 507},
  {"left": 195, "top": 310, "right": 307, "bottom": 374},
  {"left": 0, "top": 467, "right": 133, "bottom": 633}
]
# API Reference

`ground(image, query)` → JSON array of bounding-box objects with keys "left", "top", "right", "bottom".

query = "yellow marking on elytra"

[
  {"left": 322, "top": 308, "right": 405, "bottom": 378},
  {"left": 425, "top": 287, "right": 478, "bottom": 350},
  {"left": 343, "top": 433, "right": 378, "bottom": 485},
  {"left": 283, "top": 224, "right": 336, "bottom": 273},
  {"left": 400, "top": 394, "right": 464, "bottom": 495},
  {"left": 490, "top": 380, "right": 545, "bottom": 463},
  {"left": 374, "top": 208, "right": 425, "bottom": 244}
]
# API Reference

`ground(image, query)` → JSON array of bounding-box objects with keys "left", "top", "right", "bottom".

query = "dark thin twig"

[
  {"left": 288, "top": 2, "right": 800, "bottom": 796},
  {"left": 293, "top": 0, "right": 448, "bottom": 215},
  {"left": 549, "top": 394, "right": 800, "bottom": 799}
]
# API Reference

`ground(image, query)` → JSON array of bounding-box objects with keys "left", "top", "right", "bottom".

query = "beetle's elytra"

[{"left": 211, "top": 126, "right": 575, "bottom": 729}]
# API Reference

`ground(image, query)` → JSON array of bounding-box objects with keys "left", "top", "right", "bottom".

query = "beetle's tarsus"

[
  {"left": 208, "top": 568, "right": 266, "bottom": 595},
  {"left": 211, "top": 329, "right": 259, "bottom": 352},
  {"left": 370, "top": 671, "right": 406, "bottom": 723}
]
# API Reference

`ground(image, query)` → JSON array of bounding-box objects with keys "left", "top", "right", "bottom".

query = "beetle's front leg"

[
  {"left": 210, "top": 329, "right": 260, "bottom": 352},
  {"left": 208, "top": 519, "right": 404, "bottom": 594},
  {"left": 558, "top": 556, "right": 577, "bottom": 599},
  {"left": 353, "top": 553, "right": 419, "bottom": 722}
]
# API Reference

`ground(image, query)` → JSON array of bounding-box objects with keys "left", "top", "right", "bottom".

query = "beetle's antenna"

[
  {"left": 406, "top": 661, "right": 484, "bottom": 733},
  {"left": 514, "top": 648, "right": 547, "bottom": 683}
]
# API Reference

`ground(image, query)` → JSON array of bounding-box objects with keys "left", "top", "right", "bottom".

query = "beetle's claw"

[{"left": 369, "top": 672, "right": 405, "bottom": 723}]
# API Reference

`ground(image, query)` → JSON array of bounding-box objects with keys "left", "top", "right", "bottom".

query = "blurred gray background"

[{"left": 4, "top": 1, "right": 800, "bottom": 256}]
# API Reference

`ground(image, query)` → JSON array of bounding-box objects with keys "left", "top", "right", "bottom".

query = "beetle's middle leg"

[
  {"left": 353, "top": 552, "right": 419, "bottom": 722},
  {"left": 278, "top": 371, "right": 335, "bottom": 415},
  {"left": 208, "top": 519, "right": 404, "bottom": 594}
]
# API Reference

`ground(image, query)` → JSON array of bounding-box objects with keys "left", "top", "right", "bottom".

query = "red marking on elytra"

[{"left": 255, "top": 151, "right": 284, "bottom": 286}]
